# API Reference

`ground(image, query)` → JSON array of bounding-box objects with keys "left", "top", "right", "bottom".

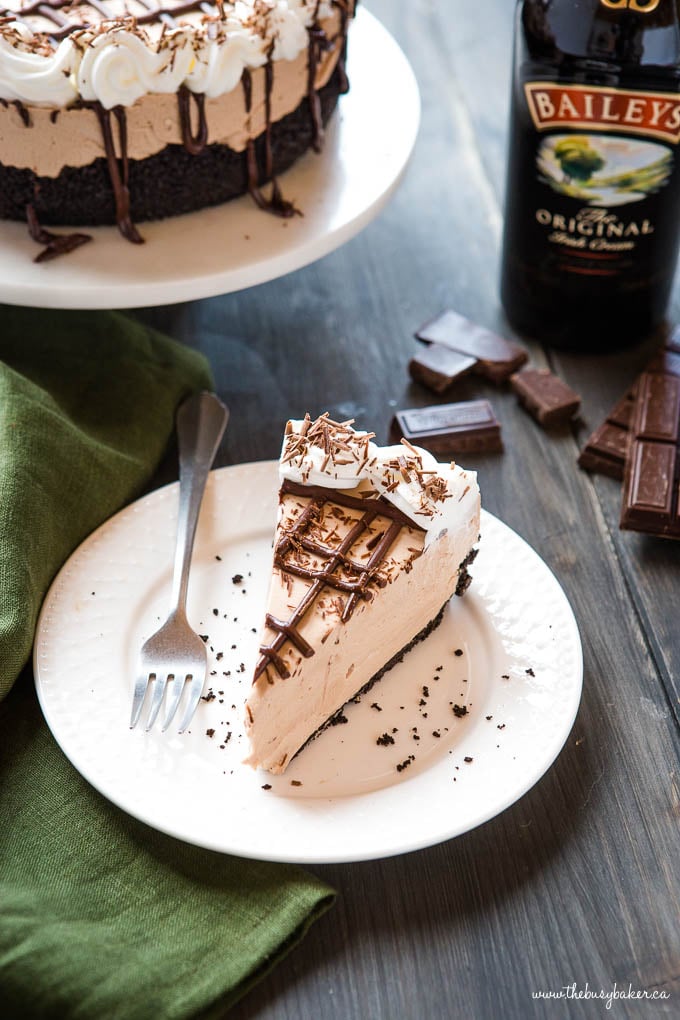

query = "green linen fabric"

[
  {"left": 0, "top": 307, "right": 215, "bottom": 701},
  {"left": 0, "top": 677, "right": 334, "bottom": 1020},
  {"left": 0, "top": 309, "right": 335, "bottom": 1018}
]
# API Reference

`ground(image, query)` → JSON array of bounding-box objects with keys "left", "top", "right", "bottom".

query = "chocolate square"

[
  {"left": 408, "top": 344, "right": 477, "bottom": 394},
  {"left": 392, "top": 401, "right": 503, "bottom": 455},
  {"left": 416, "top": 310, "right": 527, "bottom": 382},
  {"left": 510, "top": 368, "right": 581, "bottom": 427}
]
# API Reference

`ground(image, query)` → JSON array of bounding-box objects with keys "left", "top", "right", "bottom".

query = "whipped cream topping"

[
  {"left": 0, "top": 0, "right": 340, "bottom": 107},
  {"left": 0, "top": 28, "right": 77, "bottom": 105},
  {"left": 279, "top": 414, "right": 480, "bottom": 548}
]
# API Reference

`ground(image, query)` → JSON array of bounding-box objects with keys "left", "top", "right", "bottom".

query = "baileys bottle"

[{"left": 500, "top": 0, "right": 680, "bottom": 349}]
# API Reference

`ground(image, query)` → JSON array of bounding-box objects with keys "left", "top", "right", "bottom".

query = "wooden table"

[{"left": 139, "top": 2, "right": 680, "bottom": 1015}]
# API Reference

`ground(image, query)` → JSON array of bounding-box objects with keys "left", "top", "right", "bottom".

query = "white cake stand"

[{"left": 0, "top": 8, "right": 420, "bottom": 310}]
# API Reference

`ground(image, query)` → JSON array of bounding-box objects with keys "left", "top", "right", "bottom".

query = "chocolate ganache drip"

[
  {"left": 177, "top": 85, "right": 208, "bottom": 155},
  {"left": 25, "top": 204, "right": 92, "bottom": 263},
  {"left": 0, "top": 97, "right": 31, "bottom": 126},
  {"left": 333, "top": 0, "right": 351, "bottom": 95},
  {"left": 90, "top": 103, "right": 144, "bottom": 245},
  {"left": 241, "top": 65, "right": 299, "bottom": 219},
  {"left": 307, "top": 2, "right": 328, "bottom": 152}
]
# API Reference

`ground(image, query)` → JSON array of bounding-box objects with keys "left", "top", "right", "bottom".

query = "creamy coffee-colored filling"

[
  {"left": 244, "top": 487, "right": 481, "bottom": 775},
  {"left": 0, "top": 17, "right": 341, "bottom": 177}
]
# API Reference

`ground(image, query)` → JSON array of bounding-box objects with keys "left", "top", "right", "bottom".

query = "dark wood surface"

[{"left": 138, "top": 2, "right": 680, "bottom": 1016}]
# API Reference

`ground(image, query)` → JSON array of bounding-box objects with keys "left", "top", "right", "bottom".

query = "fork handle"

[{"left": 171, "top": 391, "right": 229, "bottom": 613}]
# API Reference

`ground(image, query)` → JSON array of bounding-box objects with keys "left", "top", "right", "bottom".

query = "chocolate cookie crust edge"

[{"left": 0, "top": 70, "right": 343, "bottom": 227}]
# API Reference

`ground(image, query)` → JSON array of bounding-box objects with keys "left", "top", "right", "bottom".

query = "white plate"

[
  {"left": 35, "top": 461, "right": 583, "bottom": 864},
  {"left": 0, "top": 8, "right": 419, "bottom": 310}
]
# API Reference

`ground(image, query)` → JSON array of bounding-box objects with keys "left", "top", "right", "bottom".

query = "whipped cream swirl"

[
  {"left": 279, "top": 414, "right": 480, "bottom": 548},
  {"left": 77, "top": 28, "right": 194, "bottom": 109},
  {"left": 0, "top": 27, "right": 77, "bottom": 106}
]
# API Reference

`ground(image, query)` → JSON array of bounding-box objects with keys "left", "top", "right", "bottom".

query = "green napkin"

[{"left": 0, "top": 309, "right": 335, "bottom": 1018}]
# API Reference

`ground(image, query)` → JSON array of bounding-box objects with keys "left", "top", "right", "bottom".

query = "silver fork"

[{"left": 130, "top": 391, "right": 229, "bottom": 733}]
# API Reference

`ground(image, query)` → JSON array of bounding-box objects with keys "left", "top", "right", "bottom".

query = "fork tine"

[
  {"left": 145, "top": 673, "right": 168, "bottom": 731},
  {"left": 177, "top": 672, "right": 204, "bottom": 734},
  {"left": 130, "top": 673, "right": 151, "bottom": 729},
  {"left": 162, "top": 675, "right": 185, "bottom": 732}
]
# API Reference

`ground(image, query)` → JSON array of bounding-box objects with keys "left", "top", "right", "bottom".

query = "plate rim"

[
  {"left": 0, "top": 8, "right": 420, "bottom": 310},
  {"left": 34, "top": 460, "right": 583, "bottom": 864}
]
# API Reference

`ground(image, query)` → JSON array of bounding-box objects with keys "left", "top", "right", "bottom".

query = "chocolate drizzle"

[
  {"left": 0, "top": 97, "right": 30, "bottom": 126},
  {"left": 90, "top": 102, "right": 144, "bottom": 244},
  {"left": 1, "top": 0, "right": 234, "bottom": 42},
  {"left": 242, "top": 65, "right": 299, "bottom": 219},
  {"left": 307, "top": 6, "right": 328, "bottom": 153},
  {"left": 254, "top": 479, "right": 424, "bottom": 682},
  {"left": 334, "top": 0, "right": 351, "bottom": 95},
  {"left": 25, "top": 203, "right": 91, "bottom": 262},
  {"left": 177, "top": 85, "right": 208, "bottom": 155}
]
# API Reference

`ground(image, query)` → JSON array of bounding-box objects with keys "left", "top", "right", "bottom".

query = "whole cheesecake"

[
  {"left": 0, "top": 0, "right": 354, "bottom": 243},
  {"left": 245, "top": 414, "right": 481, "bottom": 775}
]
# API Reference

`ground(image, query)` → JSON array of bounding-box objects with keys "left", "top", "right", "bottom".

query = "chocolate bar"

[
  {"left": 578, "top": 390, "right": 636, "bottom": 480},
  {"left": 578, "top": 331, "right": 680, "bottom": 479},
  {"left": 510, "top": 368, "right": 581, "bottom": 427},
  {"left": 408, "top": 344, "right": 476, "bottom": 394},
  {"left": 391, "top": 400, "right": 503, "bottom": 455},
  {"left": 620, "top": 371, "right": 680, "bottom": 538},
  {"left": 416, "top": 310, "right": 528, "bottom": 383}
]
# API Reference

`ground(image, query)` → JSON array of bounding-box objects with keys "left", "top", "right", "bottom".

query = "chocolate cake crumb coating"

[{"left": 0, "top": 71, "right": 343, "bottom": 227}]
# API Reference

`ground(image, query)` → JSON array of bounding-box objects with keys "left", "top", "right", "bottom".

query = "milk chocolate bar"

[
  {"left": 620, "top": 372, "right": 680, "bottom": 538},
  {"left": 408, "top": 344, "right": 477, "bottom": 394},
  {"left": 416, "top": 310, "right": 528, "bottom": 382},
  {"left": 578, "top": 390, "right": 636, "bottom": 480},
  {"left": 510, "top": 368, "right": 581, "bottom": 427},
  {"left": 392, "top": 401, "right": 503, "bottom": 454}
]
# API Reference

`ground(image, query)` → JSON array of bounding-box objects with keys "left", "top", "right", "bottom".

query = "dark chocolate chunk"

[
  {"left": 416, "top": 310, "right": 528, "bottom": 382},
  {"left": 408, "top": 344, "right": 477, "bottom": 394},
  {"left": 391, "top": 400, "right": 503, "bottom": 455},
  {"left": 510, "top": 368, "right": 581, "bottom": 427},
  {"left": 578, "top": 390, "right": 636, "bottom": 480},
  {"left": 579, "top": 332, "right": 680, "bottom": 479},
  {"left": 620, "top": 370, "right": 680, "bottom": 538}
]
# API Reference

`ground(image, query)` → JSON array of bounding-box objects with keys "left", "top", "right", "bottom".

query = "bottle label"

[
  {"left": 521, "top": 81, "right": 680, "bottom": 273},
  {"left": 525, "top": 83, "right": 680, "bottom": 144}
]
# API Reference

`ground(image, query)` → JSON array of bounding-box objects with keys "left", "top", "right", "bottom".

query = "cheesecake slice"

[{"left": 245, "top": 413, "right": 481, "bottom": 774}]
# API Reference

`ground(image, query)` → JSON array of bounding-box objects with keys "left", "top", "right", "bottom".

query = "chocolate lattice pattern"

[
  {"left": 1, "top": 1, "right": 226, "bottom": 42},
  {"left": 255, "top": 479, "right": 424, "bottom": 682}
]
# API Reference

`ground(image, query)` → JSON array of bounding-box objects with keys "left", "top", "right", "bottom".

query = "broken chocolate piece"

[
  {"left": 621, "top": 370, "right": 680, "bottom": 539},
  {"left": 578, "top": 332, "right": 680, "bottom": 479},
  {"left": 578, "top": 390, "right": 636, "bottom": 480},
  {"left": 392, "top": 401, "right": 503, "bottom": 454},
  {"left": 408, "top": 344, "right": 476, "bottom": 394},
  {"left": 510, "top": 368, "right": 581, "bottom": 427},
  {"left": 416, "top": 309, "right": 528, "bottom": 382}
]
